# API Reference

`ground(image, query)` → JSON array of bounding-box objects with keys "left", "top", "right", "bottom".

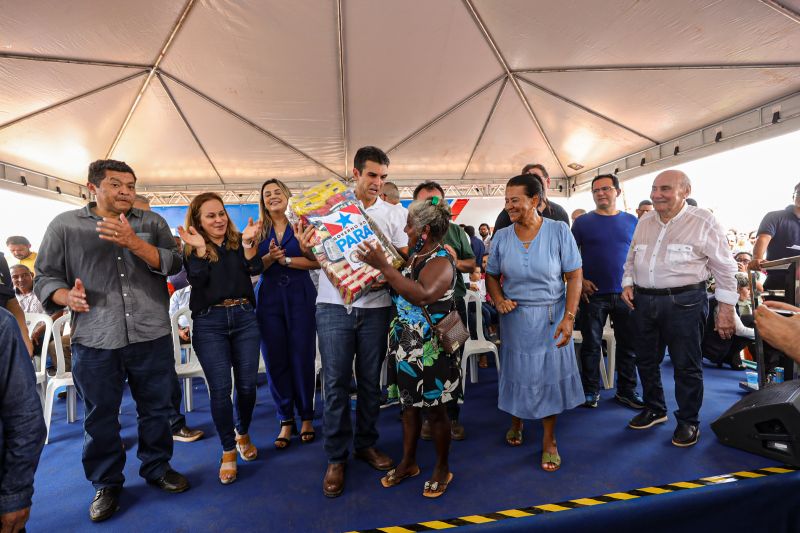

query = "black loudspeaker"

[{"left": 712, "top": 381, "right": 800, "bottom": 467}]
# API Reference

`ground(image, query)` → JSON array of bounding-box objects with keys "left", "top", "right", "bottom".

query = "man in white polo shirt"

[
  {"left": 313, "top": 146, "right": 408, "bottom": 497},
  {"left": 621, "top": 170, "right": 736, "bottom": 447}
]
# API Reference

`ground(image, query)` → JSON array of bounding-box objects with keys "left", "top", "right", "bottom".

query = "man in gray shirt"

[{"left": 35, "top": 159, "right": 190, "bottom": 523}]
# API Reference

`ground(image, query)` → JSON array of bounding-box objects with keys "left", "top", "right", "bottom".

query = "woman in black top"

[{"left": 179, "top": 192, "right": 263, "bottom": 485}]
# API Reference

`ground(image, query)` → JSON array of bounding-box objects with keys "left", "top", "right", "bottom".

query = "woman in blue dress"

[
  {"left": 256, "top": 179, "right": 320, "bottom": 448},
  {"left": 486, "top": 174, "right": 584, "bottom": 472}
]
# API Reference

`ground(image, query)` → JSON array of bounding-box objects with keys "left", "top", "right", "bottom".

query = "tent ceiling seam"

[
  {"left": 758, "top": 0, "right": 800, "bottom": 25},
  {"left": 461, "top": 0, "right": 569, "bottom": 178},
  {"left": 515, "top": 74, "right": 659, "bottom": 144},
  {"left": 105, "top": 0, "right": 197, "bottom": 159},
  {"left": 385, "top": 74, "right": 505, "bottom": 155},
  {"left": 461, "top": 76, "right": 508, "bottom": 180},
  {"left": 159, "top": 71, "right": 344, "bottom": 179},
  {"left": 514, "top": 62, "right": 800, "bottom": 74},
  {"left": 336, "top": 0, "right": 348, "bottom": 177},
  {"left": 156, "top": 73, "right": 224, "bottom": 185},
  {"left": 0, "top": 70, "right": 147, "bottom": 132},
  {"left": 0, "top": 52, "right": 149, "bottom": 69}
]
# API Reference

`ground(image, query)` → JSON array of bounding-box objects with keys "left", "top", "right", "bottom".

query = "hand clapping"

[
  {"left": 96, "top": 213, "right": 137, "bottom": 248},
  {"left": 241, "top": 217, "right": 262, "bottom": 244},
  {"left": 177, "top": 225, "right": 206, "bottom": 250}
]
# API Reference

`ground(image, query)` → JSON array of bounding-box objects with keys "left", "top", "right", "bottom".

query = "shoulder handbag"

[
  {"left": 420, "top": 305, "right": 470, "bottom": 355},
  {"left": 415, "top": 253, "right": 469, "bottom": 355}
]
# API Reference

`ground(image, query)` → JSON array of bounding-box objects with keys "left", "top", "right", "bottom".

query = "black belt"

[{"left": 634, "top": 282, "right": 706, "bottom": 296}]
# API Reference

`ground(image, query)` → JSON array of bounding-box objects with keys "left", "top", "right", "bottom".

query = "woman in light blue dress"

[{"left": 486, "top": 174, "right": 584, "bottom": 472}]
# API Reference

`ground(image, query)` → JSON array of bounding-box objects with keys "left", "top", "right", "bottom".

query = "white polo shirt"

[{"left": 316, "top": 196, "right": 408, "bottom": 308}]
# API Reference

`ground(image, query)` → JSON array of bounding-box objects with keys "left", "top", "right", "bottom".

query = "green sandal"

[
  {"left": 505, "top": 427, "right": 523, "bottom": 447},
  {"left": 541, "top": 451, "right": 561, "bottom": 472}
]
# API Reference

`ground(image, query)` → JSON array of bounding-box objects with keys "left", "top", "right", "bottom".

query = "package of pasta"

[{"left": 289, "top": 179, "right": 404, "bottom": 304}]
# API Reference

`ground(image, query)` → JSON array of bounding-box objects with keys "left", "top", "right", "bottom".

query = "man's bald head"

[
  {"left": 655, "top": 170, "right": 691, "bottom": 194},
  {"left": 651, "top": 169, "right": 691, "bottom": 221}
]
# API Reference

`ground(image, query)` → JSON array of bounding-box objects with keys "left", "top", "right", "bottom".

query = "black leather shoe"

[
  {"left": 147, "top": 469, "right": 190, "bottom": 493},
  {"left": 89, "top": 486, "right": 121, "bottom": 522},
  {"left": 628, "top": 408, "right": 668, "bottom": 429},
  {"left": 672, "top": 422, "right": 700, "bottom": 447}
]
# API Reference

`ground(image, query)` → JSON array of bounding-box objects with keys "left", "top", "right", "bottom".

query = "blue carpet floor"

[{"left": 29, "top": 359, "right": 794, "bottom": 532}]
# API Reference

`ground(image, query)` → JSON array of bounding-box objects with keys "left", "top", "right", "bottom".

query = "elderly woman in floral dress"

[{"left": 358, "top": 197, "right": 460, "bottom": 498}]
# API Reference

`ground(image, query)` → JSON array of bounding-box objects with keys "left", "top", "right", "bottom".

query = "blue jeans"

[
  {"left": 71, "top": 334, "right": 175, "bottom": 489},
  {"left": 192, "top": 304, "right": 261, "bottom": 451},
  {"left": 578, "top": 293, "right": 638, "bottom": 395},
  {"left": 316, "top": 303, "right": 391, "bottom": 463},
  {"left": 631, "top": 288, "right": 708, "bottom": 424}
]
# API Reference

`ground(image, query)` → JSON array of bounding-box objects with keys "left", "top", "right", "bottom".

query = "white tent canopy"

[{"left": 2, "top": 0, "right": 800, "bottom": 205}]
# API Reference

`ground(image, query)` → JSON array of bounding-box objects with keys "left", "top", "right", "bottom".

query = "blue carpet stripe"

[{"left": 346, "top": 465, "right": 800, "bottom": 532}]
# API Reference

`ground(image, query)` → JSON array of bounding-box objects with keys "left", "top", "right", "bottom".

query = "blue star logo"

[{"left": 337, "top": 213, "right": 352, "bottom": 228}]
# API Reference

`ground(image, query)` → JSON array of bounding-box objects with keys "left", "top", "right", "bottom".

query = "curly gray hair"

[{"left": 407, "top": 199, "right": 452, "bottom": 240}]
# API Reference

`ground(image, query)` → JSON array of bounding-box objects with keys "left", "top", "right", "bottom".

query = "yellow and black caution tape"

[{"left": 346, "top": 465, "right": 799, "bottom": 533}]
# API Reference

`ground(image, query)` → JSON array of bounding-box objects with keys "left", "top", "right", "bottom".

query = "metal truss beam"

[
  {"left": 0, "top": 52, "right": 149, "bottom": 69},
  {"left": 570, "top": 89, "right": 800, "bottom": 192},
  {"left": 0, "top": 160, "right": 88, "bottom": 204},
  {"left": 513, "top": 62, "right": 800, "bottom": 74}
]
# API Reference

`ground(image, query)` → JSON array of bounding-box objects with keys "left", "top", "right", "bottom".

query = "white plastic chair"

[
  {"left": 460, "top": 291, "right": 500, "bottom": 394},
  {"left": 43, "top": 313, "right": 78, "bottom": 444},
  {"left": 170, "top": 307, "right": 208, "bottom": 412},
  {"left": 572, "top": 317, "right": 617, "bottom": 390},
  {"left": 25, "top": 313, "right": 53, "bottom": 405},
  {"left": 314, "top": 335, "right": 323, "bottom": 410}
]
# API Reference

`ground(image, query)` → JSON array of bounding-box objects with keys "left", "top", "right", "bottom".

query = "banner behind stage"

[{"left": 153, "top": 198, "right": 503, "bottom": 235}]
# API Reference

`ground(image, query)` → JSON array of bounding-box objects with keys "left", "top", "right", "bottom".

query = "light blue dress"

[{"left": 486, "top": 219, "right": 584, "bottom": 419}]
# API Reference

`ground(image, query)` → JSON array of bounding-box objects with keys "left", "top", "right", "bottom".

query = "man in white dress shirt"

[{"left": 621, "top": 170, "right": 736, "bottom": 447}]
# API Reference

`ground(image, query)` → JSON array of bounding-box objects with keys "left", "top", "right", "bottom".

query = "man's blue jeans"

[
  {"left": 631, "top": 288, "right": 708, "bottom": 424},
  {"left": 578, "top": 293, "right": 639, "bottom": 396},
  {"left": 71, "top": 334, "right": 175, "bottom": 489},
  {"left": 316, "top": 303, "right": 391, "bottom": 463},
  {"left": 192, "top": 304, "right": 261, "bottom": 451}
]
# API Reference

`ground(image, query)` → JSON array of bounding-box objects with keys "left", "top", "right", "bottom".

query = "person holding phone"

[{"left": 255, "top": 179, "right": 320, "bottom": 449}]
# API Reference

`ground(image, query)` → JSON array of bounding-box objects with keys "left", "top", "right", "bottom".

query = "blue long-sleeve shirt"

[{"left": 0, "top": 307, "right": 46, "bottom": 514}]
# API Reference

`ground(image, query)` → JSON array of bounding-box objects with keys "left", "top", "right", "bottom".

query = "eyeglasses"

[
  {"left": 735, "top": 257, "right": 751, "bottom": 264},
  {"left": 591, "top": 186, "right": 615, "bottom": 194}
]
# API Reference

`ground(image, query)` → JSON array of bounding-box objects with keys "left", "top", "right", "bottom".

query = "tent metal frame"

[{"left": 2, "top": 0, "right": 800, "bottom": 201}]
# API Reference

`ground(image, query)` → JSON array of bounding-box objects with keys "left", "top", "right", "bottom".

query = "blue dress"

[
  {"left": 255, "top": 224, "right": 318, "bottom": 422},
  {"left": 486, "top": 219, "right": 584, "bottom": 419}
]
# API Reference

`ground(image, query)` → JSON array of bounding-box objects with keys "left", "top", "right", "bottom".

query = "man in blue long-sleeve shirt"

[{"left": 0, "top": 306, "right": 46, "bottom": 532}]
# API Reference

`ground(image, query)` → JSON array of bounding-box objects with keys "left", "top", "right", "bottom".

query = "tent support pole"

[
  {"left": 461, "top": 0, "right": 569, "bottom": 178},
  {"left": 385, "top": 75, "right": 505, "bottom": 155},
  {"left": 461, "top": 77, "right": 508, "bottom": 180},
  {"left": 515, "top": 74, "right": 658, "bottom": 144},
  {"left": 105, "top": 0, "right": 197, "bottom": 158},
  {"left": 160, "top": 71, "right": 344, "bottom": 179},
  {"left": 0, "top": 71, "right": 146, "bottom": 131},
  {"left": 157, "top": 73, "right": 224, "bottom": 185},
  {"left": 336, "top": 0, "right": 349, "bottom": 177}
]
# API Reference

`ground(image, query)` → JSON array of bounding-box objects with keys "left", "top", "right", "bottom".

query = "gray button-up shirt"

[{"left": 34, "top": 203, "right": 182, "bottom": 349}]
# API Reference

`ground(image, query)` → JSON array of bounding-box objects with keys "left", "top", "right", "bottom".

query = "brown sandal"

[
  {"left": 235, "top": 432, "right": 258, "bottom": 461},
  {"left": 219, "top": 450, "right": 237, "bottom": 485},
  {"left": 380, "top": 466, "right": 421, "bottom": 488},
  {"left": 422, "top": 472, "right": 454, "bottom": 498}
]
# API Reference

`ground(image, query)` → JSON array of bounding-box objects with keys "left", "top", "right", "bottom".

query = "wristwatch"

[{"left": 284, "top": 257, "right": 293, "bottom": 266}]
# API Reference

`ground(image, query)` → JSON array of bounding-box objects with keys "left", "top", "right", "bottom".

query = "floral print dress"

[{"left": 388, "top": 248, "right": 461, "bottom": 408}]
